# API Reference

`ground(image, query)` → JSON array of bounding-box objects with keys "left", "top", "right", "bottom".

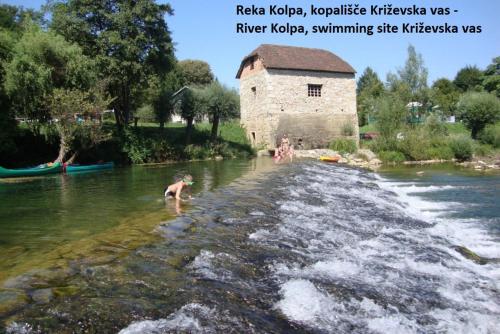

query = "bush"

[
  {"left": 184, "top": 145, "right": 208, "bottom": 160},
  {"left": 368, "top": 136, "right": 399, "bottom": 153},
  {"left": 424, "top": 146, "right": 454, "bottom": 160},
  {"left": 479, "top": 122, "right": 500, "bottom": 148},
  {"left": 121, "top": 129, "right": 152, "bottom": 164},
  {"left": 457, "top": 92, "right": 500, "bottom": 138},
  {"left": 378, "top": 150, "right": 406, "bottom": 163},
  {"left": 448, "top": 135, "right": 474, "bottom": 161},
  {"left": 424, "top": 114, "right": 448, "bottom": 137},
  {"left": 329, "top": 138, "right": 357, "bottom": 154},
  {"left": 341, "top": 122, "right": 355, "bottom": 136},
  {"left": 374, "top": 93, "right": 407, "bottom": 139},
  {"left": 474, "top": 143, "right": 494, "bottom": 157}
]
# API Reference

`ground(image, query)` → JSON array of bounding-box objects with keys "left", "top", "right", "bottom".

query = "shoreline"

[{"left": 290, "top": 149, "right": 500, "bottom": 171}]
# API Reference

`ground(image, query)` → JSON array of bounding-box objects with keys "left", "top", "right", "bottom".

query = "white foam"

[
  {"left": 6, "top": 323, "right": 34, "bottom": 334},
  {"left": 264, "top": 163, "right": 500, "bottom": 332},
  {"left": 275, "top": 279, "right": 332, "bottom": 323},
  {"left": 119, "top": 304, "right": 211, "bottom": 334}
]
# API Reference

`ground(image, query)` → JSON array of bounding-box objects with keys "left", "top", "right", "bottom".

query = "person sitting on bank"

[{"left": 164, "top": 174, "right": 193, "bottom": 200}]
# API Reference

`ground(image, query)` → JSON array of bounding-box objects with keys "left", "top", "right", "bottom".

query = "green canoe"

[
  {"left": 0, "top": 162, "right": 63, "bottom": 178},
  {"left": 65, "top": 162, "right": 114, "bottom": 173}
]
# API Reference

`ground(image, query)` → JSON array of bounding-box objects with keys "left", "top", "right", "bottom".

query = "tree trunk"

[
  {"left": 159, "top": 121, "right": 165, "bottom": 131},
  {"left": 185, "top": 117, "right": 194, "bottom": 145},
  {"left": 210, "top": 114, "right": 220, "bottom": 142},
  {"left": 471, "top": 126, "right": 479, "bottom": 139},
  {"left": 55, "top": 136, "right": 68, "bottom": 163},
  {"left": 66, "top": 151, "right": 79, "bottom": 164}
]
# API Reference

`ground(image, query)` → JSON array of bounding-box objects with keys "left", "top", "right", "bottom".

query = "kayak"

[
  {"left": 0, "top": 162, "right": 63, "bottom": 178},
  {"left": 319, "top": 156, "right": 340, "bottom": 163},
  {"left": 65, "top": 162, "right": 114, "bottom": 173}
]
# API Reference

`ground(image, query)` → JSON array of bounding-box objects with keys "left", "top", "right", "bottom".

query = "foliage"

[
  {"left": 0, "top": 4, "right": 44, "bottom": 33},
  {"left": 135, "top": 104, "right": 155, "bottom": 123},
  {"left": 378, "top": 151, "right": 406, "bottom": 163},
  {"left": 341, "top": 122, "right": 355, "bottom": 136},
  {"left": 431, "top": 78, "right": 460, "bottom": 116},
  {"left": 46, "top": 87, "right": 112, "bottom": 162},
  {"left": 397, "top": 45, "right": 428, "bottom": 98},
  {"left": 473, "top": 143, "right": 494, "bottom": 157},
  {"left": 50, "top": 0, "right": 176, "bottom": 127},
  {"left": 424, "top": 114, "right": 448, "bottom": 137},
  {"left": 479, "top": 122, "right": 500, "bottom": 148},
  {"left": 329, "top": 138, "right": 357, "bottom": 154},
  {"left": 119, "top": 121, "right": 252, "bottom": 163},
  {"left": 199, "top": 81, "right": 240, "bottom": 141},
  {"left": 3, "top": 22, "right": 95, "bottom": 123},
  {"left": 374, "top": 93, "right": 407, "bottom": 139},
  {"left": 356, "top": 67, "right": 384, "bottom": 126},
  {"left": 448, "top": 135, "right": 474, "bottom": 161},
  {"left": 177, "top": 60, "right": 214, "bottom": 86},
  {"left": 454, "top": 65, "right": 483, "bottom": 92},
  {"left": 482, "top": 57, "right": 500, "bottom": 98},
  {"left": 456, "top": 91, "right": 500, "bottom": 138}
]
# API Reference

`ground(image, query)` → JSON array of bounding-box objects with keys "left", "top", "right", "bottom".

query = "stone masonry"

[{"left": 237, "top": 44, "right": 358, "bottom": 150}]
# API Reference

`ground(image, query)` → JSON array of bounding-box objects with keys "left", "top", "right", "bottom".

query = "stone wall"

[{"left": 239, "top": 67, "right": 358, "bottom": 149}]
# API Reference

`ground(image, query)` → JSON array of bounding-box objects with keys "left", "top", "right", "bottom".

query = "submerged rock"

[
  {"left": 453, "top": 246, "right": 498, "bottom": 265},
  {"left": 31, "top": 288, "right": 54, "bottom": 304},
  {"left": 0, "top": 289, "right": 28, "bottom": 316}
]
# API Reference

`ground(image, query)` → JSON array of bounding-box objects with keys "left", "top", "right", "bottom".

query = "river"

[{"left": 0, "top": 159, "right": 499, "bottom": 333}]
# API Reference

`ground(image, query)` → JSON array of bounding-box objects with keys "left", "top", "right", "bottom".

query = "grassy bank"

[
  {"left": 117, "top": 121, "right": 254, "bottom": 164},
  {"left": 359, "top": 121, "right": 500, "bottom": 163},
  {"left": 1, "top": 121, "right": 254, "bottom": 168}
]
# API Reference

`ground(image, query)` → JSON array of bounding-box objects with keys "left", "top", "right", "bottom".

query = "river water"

[{"left": 0, "top": 159, "right": 499, "bottom": 333}]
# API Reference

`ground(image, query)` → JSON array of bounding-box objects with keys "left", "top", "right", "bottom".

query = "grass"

[
  {"left": 359, "top": 123, "right": 377, "bottom": 133},
  {"left": 445, "top": 123, "right": 470, "bottom": 135},
  {"left": 115, "top": 120, "right": 254, "bottom": 164}
]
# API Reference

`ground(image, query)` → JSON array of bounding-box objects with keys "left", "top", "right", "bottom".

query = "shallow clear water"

[{"left": 1, "top": 160, "right": 499, "bottom": 333}]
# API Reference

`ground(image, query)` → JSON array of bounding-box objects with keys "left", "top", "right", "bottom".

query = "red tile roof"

[{"left": 236, "top": 44, "right": 355, "bottom": 78}]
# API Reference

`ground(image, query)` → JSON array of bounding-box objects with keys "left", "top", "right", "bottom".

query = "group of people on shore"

[{"left": 274, "top": 134, "right": 294, "bottom": 163}]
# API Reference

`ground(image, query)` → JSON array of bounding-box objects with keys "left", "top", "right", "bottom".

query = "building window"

[
  {"left": 251, "top": 132, "right": 256, "bottom": 142},
  {"left": 308, "top": 84, "right": 322, "bottom": 97},
  {"left": 251, "top": 86, "right": 256, "bottom": 96}
]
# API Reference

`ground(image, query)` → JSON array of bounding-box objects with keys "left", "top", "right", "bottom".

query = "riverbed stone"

[
  {"left": 31, "top": 288, "right": 54, "bottom": 304},
  {"left": 356, "top": 149, "right": 377, "bottom": 161},
  {"left": 0, "top": 290, "right": 28, "bottom": 316}
]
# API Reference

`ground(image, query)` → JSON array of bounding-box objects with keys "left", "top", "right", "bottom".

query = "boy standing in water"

[{"left": 164, "top": 174, "right": 193, "bottom": 200}]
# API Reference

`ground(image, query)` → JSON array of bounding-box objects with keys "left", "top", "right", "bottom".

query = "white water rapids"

[{"left": 116, "top": 162, "right": 500, "bottom": 334}]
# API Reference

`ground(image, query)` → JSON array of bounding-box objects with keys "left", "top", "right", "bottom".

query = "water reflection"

[{"left": 0, "top": 159, "right": 270, "bottom": 286}]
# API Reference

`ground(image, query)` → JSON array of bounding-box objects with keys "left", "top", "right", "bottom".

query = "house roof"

[{"left": 236, "top": 44, "right": 355, "bottom": 78}]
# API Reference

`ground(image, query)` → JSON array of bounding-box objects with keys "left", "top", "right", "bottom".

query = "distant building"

[{"left": 236, "top": 44, "right": 358, "bottom": 149}]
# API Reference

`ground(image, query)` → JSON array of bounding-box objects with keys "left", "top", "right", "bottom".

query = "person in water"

[{"left": 164, "top": 174, "right": 193, "bottom": 200}]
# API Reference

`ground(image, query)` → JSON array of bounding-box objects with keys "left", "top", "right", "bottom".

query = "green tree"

[
  {"left": 386, "top": 72, "right": 412, "bottom": 103},
  {"left": 431, "top": 78, "right": 460, "bottom": 116},
  {"left": 374, "top": 93, "right": 407, "bottom": 140},
  {"left": 177, "top": 60, "right": 214, "bottom": 87},
  {"left": 457, "top": 92, "right": 500, "bottom": 138},
  {"left": 47, "top": 87, "right": 112, "bottom": 163},
  {"left": 176, "top": 89, "right": 198, "bottom": 144},
  {"left": 356, "top": 67, "right": 384, "bottom": 126},
  {"left": 201, "top": 82, "right": 239, "bottom": 142},
  {"left": 50, "top": 0, "right": 176, "bottom": 128},
  {"left": 454, "top": 65, "right": 483, "bottom": 92},
  {"left": 3, "top": 22, "right": 95, "bottom": 125},
  {"left": 397, "top": 45, "right": 428, "bottom": 99},
  {"left": 482, "top": 57, "right": 500, "bottom": 98}
]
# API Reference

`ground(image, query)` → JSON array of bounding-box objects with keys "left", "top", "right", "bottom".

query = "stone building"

[{"left": 236, "top": 44, "right": 358, "bottom": 149}]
